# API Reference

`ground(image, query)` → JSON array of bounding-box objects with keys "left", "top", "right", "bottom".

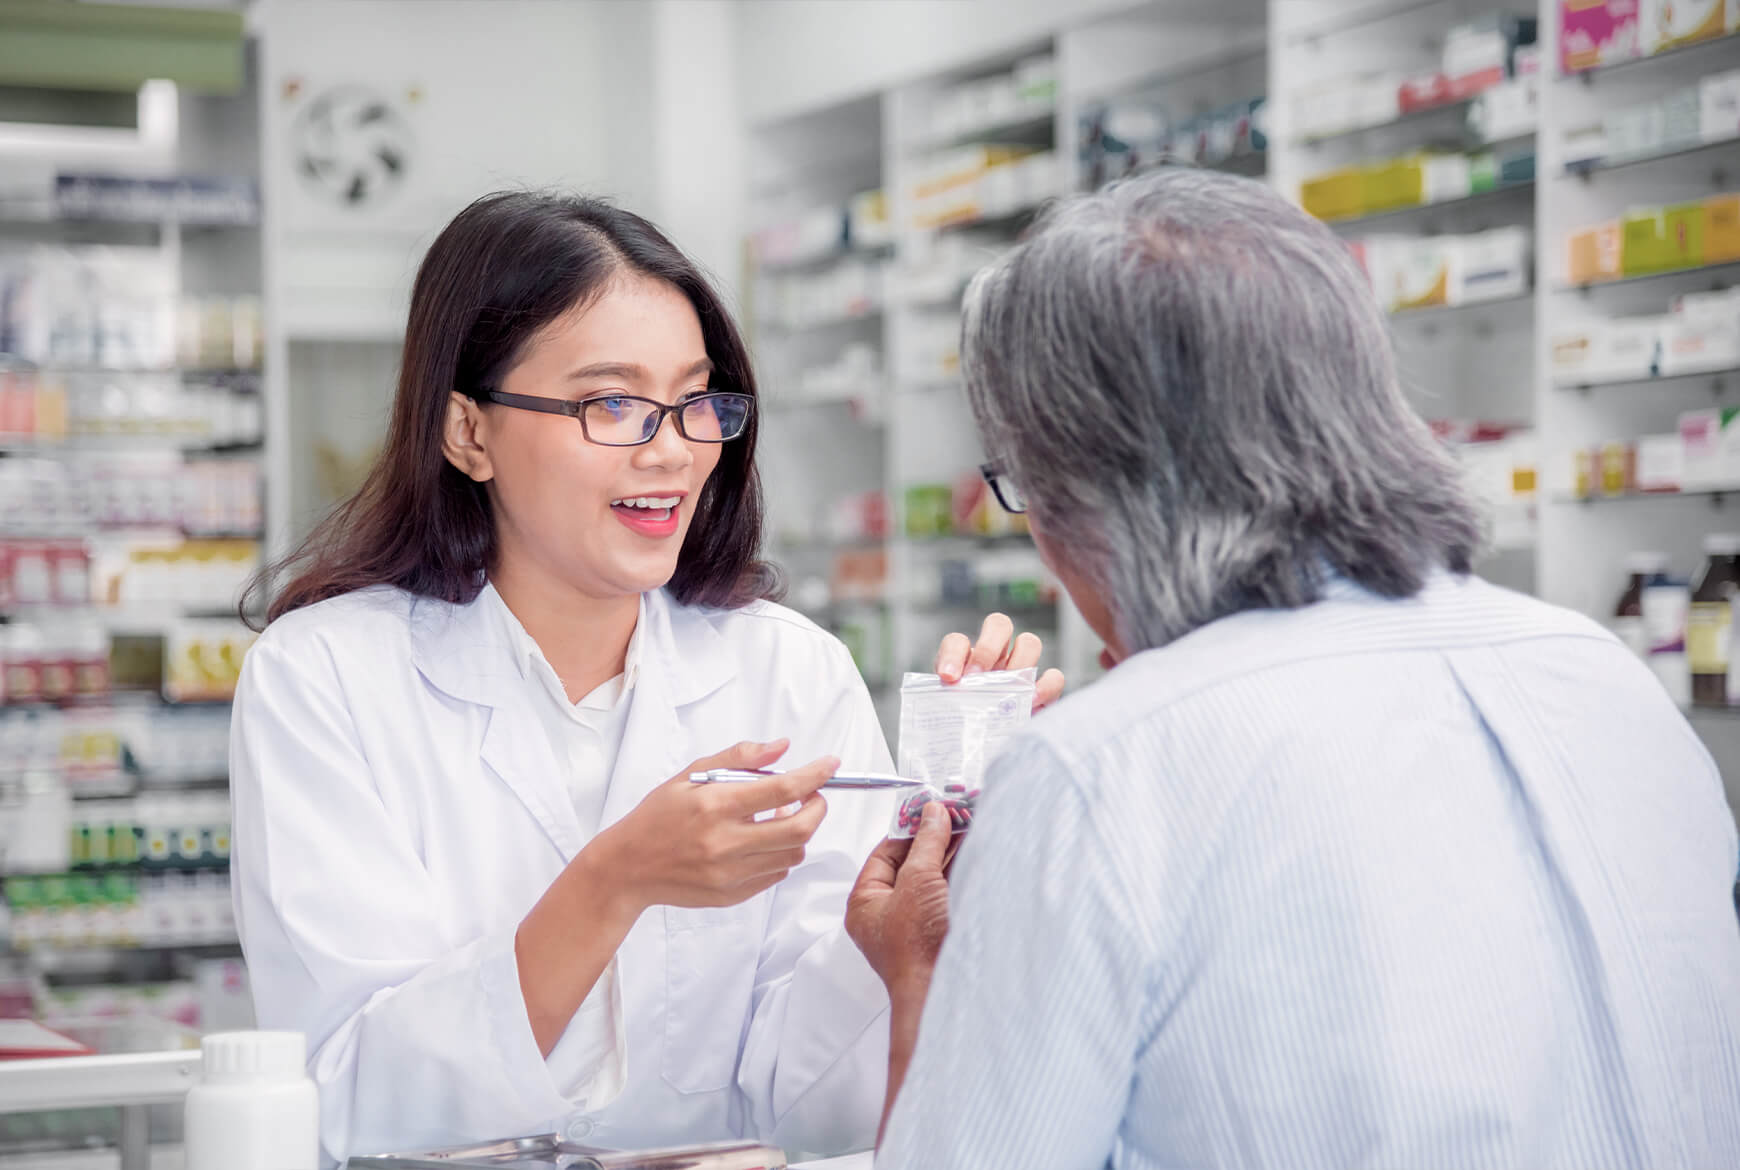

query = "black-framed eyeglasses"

[
  {"left": 980, "top": 462, "right": 1028, "bottom": 514},
  {"left": 482, "top": 389, "right": 755, "bottom": 447}
]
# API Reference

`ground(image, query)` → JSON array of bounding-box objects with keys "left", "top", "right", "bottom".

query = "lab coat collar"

[
  {"left": 406, "top": 586, "right": 735, "bottom": 713},
  {"left": 406, "top": 585, "right": 740, "bottom": 859}
]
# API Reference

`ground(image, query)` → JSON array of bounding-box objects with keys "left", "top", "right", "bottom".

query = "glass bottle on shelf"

[{"left": 1689, "top": 534, "right": 1740, "bottom": 707}]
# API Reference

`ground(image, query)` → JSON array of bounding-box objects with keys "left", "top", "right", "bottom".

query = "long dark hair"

[{"left": 248, "top": 192, "right": 778, "bottom": 627}]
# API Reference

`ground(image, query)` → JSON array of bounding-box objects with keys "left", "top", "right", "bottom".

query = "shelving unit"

[
  {"left": 0, "top": 39, "right": 266, "bottom": 1030},
  {"left": 746, "top": 0, "right": 1273, "bottom": 736},
  {"left": 1535, "top": 5, "right": 1740, "bottom": 786},
  {"left": 1562, "top": 259, "right": 1740, "bottom": 293},
  {"left": 1321, "top": 179, "right": 1536, "bottom": 227}
]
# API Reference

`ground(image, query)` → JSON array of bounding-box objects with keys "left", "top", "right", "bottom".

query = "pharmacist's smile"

[{"left": 609, "top": 490, "right": 690, "bottom": 538}]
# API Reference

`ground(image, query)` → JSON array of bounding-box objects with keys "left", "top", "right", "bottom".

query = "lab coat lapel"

[
  {"left": 407, "top": 590, "right": 585, "bottom": 862},
  {"left": 597, "top": 591, "right": 738, "bottom": 831},
  {"left": 478, "top": 703, "right": 586, "bottom": 860}
]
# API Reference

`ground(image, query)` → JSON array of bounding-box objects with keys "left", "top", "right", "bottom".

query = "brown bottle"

[
  {"left": 1614, "top": 552, "right": 1668, "bottom": 658},
  {"left": 1689, "top": 534, "right": 1740, "bottom": 706}
]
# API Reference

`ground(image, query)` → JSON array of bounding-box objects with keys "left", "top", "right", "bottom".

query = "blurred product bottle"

[
  {"left": 1643, "top": 569, "right": 1693, "bottom": 707},
  {"left": 1690, "top": 535, "right": 1740, "bottom": 706},
  {"left": 184, "top": 1031, "right": 318, "bottom": 1170},
  {"left": 1613, "top": 551, "right": 1669, "bottom": 657}
]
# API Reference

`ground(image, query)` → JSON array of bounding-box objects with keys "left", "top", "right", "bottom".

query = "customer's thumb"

[{"left": 903, "top": 802, "right": 952, "bottom": 874}]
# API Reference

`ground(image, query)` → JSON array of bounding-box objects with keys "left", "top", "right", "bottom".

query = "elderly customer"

[{"left": 845, "top": 168, "right": 1740, "bottom": 1170}]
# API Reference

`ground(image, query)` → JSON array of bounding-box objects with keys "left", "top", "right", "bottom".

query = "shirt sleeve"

[
  {"left": 230, "top": 634, "right": 619, "bottom": 1166},
  {"left": 737, "top": 635, "right": 897, "bottom": 1155},
  {"left": 876, "top": 739, "right": 1151, "bottom": 1170}
]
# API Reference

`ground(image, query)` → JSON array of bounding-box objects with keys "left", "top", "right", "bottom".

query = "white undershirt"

[{"left": 482, "top": 582, "right": 643, "bottom": 1112}]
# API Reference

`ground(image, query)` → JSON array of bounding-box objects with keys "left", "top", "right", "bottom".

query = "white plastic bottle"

[{"left": 184, "top": 1031, "right": 319, "bottom": 1170}]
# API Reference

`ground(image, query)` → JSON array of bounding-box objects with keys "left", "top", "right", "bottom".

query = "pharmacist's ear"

[{"left": 443, "top": 392, "right": 494, "bottom": 483}]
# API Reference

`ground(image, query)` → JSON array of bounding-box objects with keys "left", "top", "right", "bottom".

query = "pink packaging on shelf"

[{"left": 1561, "top": 0, "right": 1642, "bottom": 74}]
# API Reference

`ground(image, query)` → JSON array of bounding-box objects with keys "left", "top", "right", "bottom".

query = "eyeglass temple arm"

[{"left": 481, "top": 389, "right": 579, "bottom": 416}]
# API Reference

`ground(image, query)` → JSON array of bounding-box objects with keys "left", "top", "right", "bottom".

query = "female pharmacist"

[{"left": 228, "top": 192, "right": 1063, "bottom": 1166}]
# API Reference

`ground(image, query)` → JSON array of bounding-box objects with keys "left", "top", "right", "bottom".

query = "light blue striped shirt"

[{"left": 879, "top": 572, "right": 1740, "bottom": 1170}]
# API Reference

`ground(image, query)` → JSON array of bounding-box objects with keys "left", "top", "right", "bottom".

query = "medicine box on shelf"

[{"left": 1639, "top": 0, "right": 1738, "bottom": 56}]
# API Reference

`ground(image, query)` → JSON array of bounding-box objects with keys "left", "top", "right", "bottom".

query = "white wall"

[
  {"left": 735, "top": 0, "right": 1143, "bottom": 126},
  {"left": 650, "top": 0, "right": 746, "bottom": 307},
  {"left": 254, "top": 0, "right": 661, "bottom": 548},
  {"left": 256, "top": 0, "right": 659, "bottom": 340}
]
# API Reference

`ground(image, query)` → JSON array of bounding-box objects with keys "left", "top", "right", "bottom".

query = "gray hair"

[{"left": 961, "top": 167, "right": 1481, "bottom": 654}]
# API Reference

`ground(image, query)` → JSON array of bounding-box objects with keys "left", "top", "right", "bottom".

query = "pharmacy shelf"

[
  {"left": 0, "top": 359, "right": 263, "bottom": 381},
  {"left": 0, "top": 528, "right": 264, "bottom": 543},
  {"left": 906, "top": 598, "right": 1059, "bottom": 619},
  {"left": 895, "top": 377, "right": 966, "bottom": 395},
  {"left": 902, "top": 532, "right": 1036, "bottom": 551},
  {"left": 0, "top": 601, "right": 249, "bottom": 618},
  {"left": 1558, "top": 488, "right": 1740, "bottom": 505},
  {"left": 0, "top": 210, "right": 258, "bottom": 231},
  {"left": 1566, "top": 135, "right": 1740, "bottom": 180},
  {"left": 1296, "top": 96, "right": 1481, "bottom": 147},
  {"left": 919, "top": 109, "right": 1057, "bottom": 153},
  {"left": 12, "top": 863, "right": 230, "bottom": 878},
  {"left": 760, "top": 309, "right": 884, "bottom": 335},
  {"left": 756, "top": 241, "right": 895, "bottom": 275},
  {"left": 1685, "top": 704, "right": 1740, "bottom": 718},
  {"left": 1554, "top": 365, "right": 1740, "bottom": 393},
  {"left": 1199, "top": 153, "right": 1270, "bottom": 179},
  {"left": 1388, "top": 292, "right": 1534, "bottom": 321},
  {"left": 929, "top": 200, "right": 1050, "bottom": 235},
  {"left": 1561, "top": 260, "right": 1740, "bottom": 295},
  {"left": 1283, "top": 0, "right": 1446, "bottom": 45},
  {"left": 62, "top": 777, "right": 230, "bottom": 800},
  {"left": 0, "top": 438, "right": 263, "bottom": 456},
  {"left": 4, "top": 940, "right": 242, "bottom": 979},
  {"left": 1567, "top": 31, "right": 1740, "bottom": 82},
  {"left": 1321, "top": 180, "right": 1535, "bottom": 229}
]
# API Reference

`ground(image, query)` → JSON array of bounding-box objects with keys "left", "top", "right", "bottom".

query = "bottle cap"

[
  {"left": 1703, "top": 534, "right": 1740, "bottom": 557},
  {"left": 1626, "top": 551, "right": 1670, "bottom": 574},
  {"left": 199, "top": 1031, "right": 306, "bottom": 1085}
]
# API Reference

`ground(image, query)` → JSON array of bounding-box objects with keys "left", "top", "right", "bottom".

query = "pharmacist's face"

[{"left": 478, "top": 273, "right": 724, "bottom": 600}]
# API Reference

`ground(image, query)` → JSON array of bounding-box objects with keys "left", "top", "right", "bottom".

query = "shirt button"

[{"left": 566, "top": 1119, "right": 595, "bottom": 1141}]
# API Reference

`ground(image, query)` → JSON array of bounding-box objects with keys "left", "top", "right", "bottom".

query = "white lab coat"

[{"left": 229, "top": 584, "right": 896, "bottom": 1165}]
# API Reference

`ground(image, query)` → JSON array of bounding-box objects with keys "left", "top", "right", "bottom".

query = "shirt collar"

[{"left": 481, "top": 582, "right": 644, "bottom": 708}]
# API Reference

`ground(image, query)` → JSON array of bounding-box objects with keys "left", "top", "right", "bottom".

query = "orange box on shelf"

[
  {"left": 1707, "top": 194, "right": 1740, "bottom": 263},
  {"left": 1567, "top": 221, "right": 1622, "bottom": 285}
]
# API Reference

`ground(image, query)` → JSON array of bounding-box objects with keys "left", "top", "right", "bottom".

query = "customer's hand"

[
  {"left": 588, "top": 740, "right": 834, "bottom": 913},
  {"left": 933, "top": 613, "right": 1066, "bottom": 711},
  {"left": 846, "top": 802, "right": 954, "bottom": 998}
]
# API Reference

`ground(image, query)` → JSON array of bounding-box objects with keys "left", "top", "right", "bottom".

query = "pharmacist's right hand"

[{"left": 591, "top": 741, "right": 836, "bottom": 911}]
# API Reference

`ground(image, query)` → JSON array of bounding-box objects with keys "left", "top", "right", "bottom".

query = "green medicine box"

[
  {"left": 1620, "top": 210, "right": 1670, "bottom": 275},
  {"left": 1662, "top": 202, "right": 1708, "bottom": 272}
]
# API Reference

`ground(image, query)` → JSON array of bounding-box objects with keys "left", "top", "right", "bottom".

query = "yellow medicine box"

[
  {"left": 1663, "top": 201, "right": 1709, "bottom": 270},
  {"left": 1301, "top": 167, "right": 1364, "bottom": 221},
  {"left": 1706, "top": 194, "right": 1740, "bottom": 264},
  {"left": 1621, "top": 210, "right": 1670, "bottom": 276}
]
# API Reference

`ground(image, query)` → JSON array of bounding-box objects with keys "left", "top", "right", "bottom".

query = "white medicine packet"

[{"left": 897, "top": 667, "right": 1037, "bottom": 789}]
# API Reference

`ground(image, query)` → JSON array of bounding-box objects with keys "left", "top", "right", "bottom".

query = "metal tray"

[{"left": 349, "top": 1134, "right": 786, "bottom": 1170}]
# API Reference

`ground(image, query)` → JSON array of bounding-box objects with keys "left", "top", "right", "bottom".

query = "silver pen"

[{"left": 689, "top": 768, "right": 925, "bottom": 791}]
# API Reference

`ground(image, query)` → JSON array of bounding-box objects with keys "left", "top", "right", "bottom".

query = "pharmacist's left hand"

[{"left": 934, "top": 613, "right": 1066, "bottom": 712}]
